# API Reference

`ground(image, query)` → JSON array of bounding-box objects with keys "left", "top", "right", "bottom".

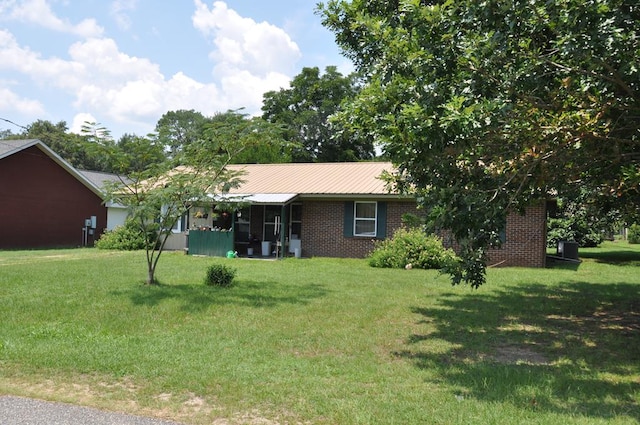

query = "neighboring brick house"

[
  {"left": 0, "top": 139, "right": 107, "bottom": 249},
  {"left": 183, "top": 162, "right": 548, "bottom": 267}
]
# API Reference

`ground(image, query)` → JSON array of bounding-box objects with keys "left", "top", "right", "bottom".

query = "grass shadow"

[
  {"left": 111, "top": 280, "right": 329, "bottom": 312},
  {"left": 578, "top": 249, "right": 640, "bottom": 266},
  {"left": 399, "top": 282, "right": 640, "bottom": 421}
]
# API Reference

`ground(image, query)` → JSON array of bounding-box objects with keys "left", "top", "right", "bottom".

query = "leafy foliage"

[
  {"left": 154, "top": 109, "right": 208, "bottom": 159},
  {"left": 262, "top": 66, "right": 375, "bottom": 162},
  {"left": 628, "top": 223, "right": 640, "bottom": 244},
  {"left": 101, "top": 111, "right": 286, "bottom": 285},
  {"left": 320, "top": 0, "right": 640, "bottom": 287},
  {"left": 547, "top": 218, "right": 605, "bottom": 248},
  {"left": 4, "top": 119, "right": 118, "bottom": 172},
  {"left": 95, "top": 218, "right": 150, "bottom": 251},
  {"left": 204, "top": 263, "right": 236, "bottom": 287},
  {"left": 204, "top": 110, "right": 293, "bottom": 164},
  {"left": 547, "top": 197, "right": 610, "bottom": 248},
  {"left": 368, "top": 227, "right": 458, "bottom": 270}
]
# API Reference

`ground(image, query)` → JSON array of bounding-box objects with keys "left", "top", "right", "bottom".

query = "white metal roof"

[{"left": 209, "top": 193, "right": 299, "bottom": 205}]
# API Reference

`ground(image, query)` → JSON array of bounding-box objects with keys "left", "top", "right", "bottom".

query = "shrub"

[
  {"left": 546, "top": 196, "right": 611, "bottom": 248},
  {"left": 368, "top": 227, "right": 458, "bottom": 270},
  {"left": 96, "top": 219, "right": 149, "bottom": 250},
  {"left": 204, "top": 263, "right": 236, "bottom": 287},
  {"left": 547, "top": 216, "right": 604, "bottom": 248},
  {"left": 629, "top": 224, "right": 640, "bottom": 244}
]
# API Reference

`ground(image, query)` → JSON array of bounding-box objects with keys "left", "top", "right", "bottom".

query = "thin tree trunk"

[{"left": 146, "top": 258, "right": 157, "bottom": 285}]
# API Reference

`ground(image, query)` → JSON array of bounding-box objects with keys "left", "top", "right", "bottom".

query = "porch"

[{"left": 181, "top": 194, "right": 302, "bottom": 259}]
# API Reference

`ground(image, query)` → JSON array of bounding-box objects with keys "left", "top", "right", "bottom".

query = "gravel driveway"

[{"left": 0, "top": 396, "right": 184, "bottom": 425}]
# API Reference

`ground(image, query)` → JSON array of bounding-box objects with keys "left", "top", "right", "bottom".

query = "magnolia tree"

[{"left": 320, "top": 0, "right": 639, "bottom": 287}]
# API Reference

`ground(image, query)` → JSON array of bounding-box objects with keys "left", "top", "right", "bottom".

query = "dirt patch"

[{"left": 490, "top": 344, "right": 549, "bottom": 365}]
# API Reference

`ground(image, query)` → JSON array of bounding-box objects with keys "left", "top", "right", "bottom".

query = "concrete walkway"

[{"left": 0, "top": 396, "right": 184, "bottom": 425}]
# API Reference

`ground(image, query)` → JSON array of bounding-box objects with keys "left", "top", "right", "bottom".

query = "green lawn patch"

[{"left": 0, "top": 242, "right": 638, "bottom": 424}]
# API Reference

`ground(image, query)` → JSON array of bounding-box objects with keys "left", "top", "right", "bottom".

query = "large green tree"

[
  {"left": 205, "top": 110, "right": 293, "bottom": 164},
  {"left": 262, "top": 66, "right": 375, "bottom": 162},
  {"left": 320, "top": 0, "right": 639, "bottom": 287},
  {"left": 9, "top": 119, "right": 117, "bottom": 172},
  {"left": 113, "top": 133, "right": 167, "bottom": 173},
  {"left": 154, "top": 109, "right": 209, "bottom": 158}
]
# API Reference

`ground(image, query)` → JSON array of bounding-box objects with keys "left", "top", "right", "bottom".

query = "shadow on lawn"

[
  {"left": 579, "top": 249, "right": 640, "bottom": 266},
  {"left": 399, "top": 281, "right": 640, "bottom": 421},
  {"left": 112, "top": 280, "right": 329, "bottom": 312}
]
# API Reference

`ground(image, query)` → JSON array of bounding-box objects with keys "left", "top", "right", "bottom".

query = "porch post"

[{"left": 280, "top": 204, "right": 287, "bottom": 259}]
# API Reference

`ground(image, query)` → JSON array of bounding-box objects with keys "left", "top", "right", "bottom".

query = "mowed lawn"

[{"left": 0, "top": 242, "right": 638, "bottom": 424}]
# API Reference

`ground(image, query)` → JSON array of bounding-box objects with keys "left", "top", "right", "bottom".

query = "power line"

[{"left": 0, "top": 117, "right": 28, "bottom": 130}]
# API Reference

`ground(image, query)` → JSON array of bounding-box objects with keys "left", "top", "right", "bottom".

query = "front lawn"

[{"left": 0, "top": 242, "right": 638, "bottom": 424}]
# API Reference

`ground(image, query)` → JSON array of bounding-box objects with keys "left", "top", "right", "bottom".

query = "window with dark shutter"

[{"left": 344, "top": 201, "right": 387, "bottom": 239}]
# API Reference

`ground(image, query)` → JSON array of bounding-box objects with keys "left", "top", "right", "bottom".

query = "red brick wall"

[
  {"left": 0, "top": 146, "right": 107, "bottom": 249},
  {"left": 488, "top": 204, "right": 547, "bottom": 267},
  {"left": 301, "top": 200, "right": 418, "bottom": 258},
  {"left": 440, "top": 203, "right": 548, "bottom": 268},
  {"left": 244, "top": 199, "right": 546, "bottom": 267}
]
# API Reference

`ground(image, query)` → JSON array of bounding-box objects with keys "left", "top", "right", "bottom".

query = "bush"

[
  {"left": 546, "top": 196, "right": 611, "bottom": 248},
  {"left": 96, "top": 219, "right": 149, "bottom": 250},
  {"left": 368, "top": 227, "right": 458, "bottom": 270},
  {"left": 204, "top": 263, "right": 236, "bottom": 287},
  {"left": 547, "top": 216, "right": 604, "bottom": 248},
  {"left": 628, "top": 224, "right": 640, "bottom": 244}
]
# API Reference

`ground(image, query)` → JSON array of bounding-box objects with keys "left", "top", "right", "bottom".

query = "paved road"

[{"left": 0, "top": 396, "right": 184, "bottom": 425}]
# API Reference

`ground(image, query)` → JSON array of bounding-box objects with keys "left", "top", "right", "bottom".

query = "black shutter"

[
  {"left": 343, "top": 201, "right": 354, "bottom": 237},
  {"left": 376, "top": 201, "right": 387, "bottom": 239}
]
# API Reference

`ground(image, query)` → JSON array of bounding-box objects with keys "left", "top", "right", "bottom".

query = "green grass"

[{"left": 0, "top": 242, "right": 638, "bottom": 424}]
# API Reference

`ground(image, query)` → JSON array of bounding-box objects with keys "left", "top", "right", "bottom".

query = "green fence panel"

[{"left": 188, "top": 230, "right": 234, "bottom": 257}]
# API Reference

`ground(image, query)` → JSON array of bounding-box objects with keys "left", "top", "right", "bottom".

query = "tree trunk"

[{"left": 146, "top": 264, "right": 156, "bottom": 285}]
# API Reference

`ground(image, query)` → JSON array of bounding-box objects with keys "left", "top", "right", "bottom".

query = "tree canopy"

[
  {"left": 203, "top": 110, "right": 293, "bottom": 164},
  {"left": 262, "top": 66, "right": 375, "bottom": 162},
  {"left": 154, "top": 109, "right": 209, "bottom": 159},
  {"left": 4, "top": 119, "right": 120, "bottom": 173},
  {"left": 320, "top": 0, "right": 640, "bottom": 287}
]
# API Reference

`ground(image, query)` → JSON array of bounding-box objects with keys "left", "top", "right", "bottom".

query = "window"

[
  {"left": 171, "top": 215, "right": 184, "bottom": 233},
  {"left": 354, "top": 201, "right": 377, "bottom": 237},
  {"left": 162, "top": 205, "right": 186, "bottom": 233},
  {"left": 344, "top": 201, "right": 387, "bottom": 239}
]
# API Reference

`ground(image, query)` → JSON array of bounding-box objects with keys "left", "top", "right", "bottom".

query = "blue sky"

[{"left": 0, "top": 0, "right": 352, "bottom": 138}]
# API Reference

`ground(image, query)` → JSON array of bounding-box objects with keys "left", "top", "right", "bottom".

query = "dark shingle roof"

[{"left": 0, "top": 139, "right": 39, "bottom": 160}]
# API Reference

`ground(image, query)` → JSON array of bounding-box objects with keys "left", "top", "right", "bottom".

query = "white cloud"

[
  {"left": 69, "top": 112, "right": 97, "bottom": 135},
  {"left": 193, "top": 0, "right": 301, "bottom": 76},
  {"left": 0, "top": 86, "right": 45, "bottom": 115},
  {"left": 67, "top": 38, "right": 163, "bottom": 82},
  {"left": 110, "top": 0, "right": 138, "bottom": 31},
  {"left": 1, "top": 0, "right": 103, "bottom": 37},
  {"left": 191, "top": 0, "right": 300, "bottom": 107},
  {"left": 0, "top": 29, "right": 80, "bottom": 89},
  {"left": 0, "top": 1, "right": 305, "bottom": 137}
]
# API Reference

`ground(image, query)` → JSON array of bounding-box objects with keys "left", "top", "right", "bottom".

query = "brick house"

[
  {"left": 183, "top": 162, "right": 548, "bottom": 267},
  {"left": 438, "top": 204, "right": 548, "bottom": 268},
  {"left": 0, "top": 139, "right": 107, "bottom": 249}
]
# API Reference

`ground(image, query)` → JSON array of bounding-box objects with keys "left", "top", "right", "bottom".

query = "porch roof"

[{"left": 210, "top": 193, "right": 299, "bottom": 205}]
